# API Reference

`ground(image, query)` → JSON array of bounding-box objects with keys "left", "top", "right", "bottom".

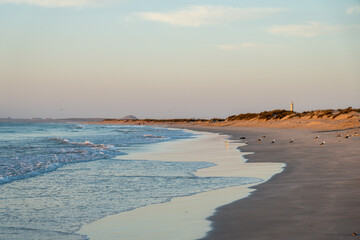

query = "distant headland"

[{"left": 100, "top": 107, "right": 360, "bottom": 131}]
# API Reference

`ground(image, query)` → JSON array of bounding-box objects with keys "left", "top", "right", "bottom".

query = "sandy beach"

[
  {"left": 176, "top": 125, "right": 360, "bottom": 240},
  {"left": 91, "top": 115, "right": 360, "bottom": 240}
]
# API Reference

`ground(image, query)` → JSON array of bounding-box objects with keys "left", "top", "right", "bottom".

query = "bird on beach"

[
  {"left": 345, "top": 135, "right": 351, "bottom": 139},
  {"left": 245, "top": 141, "right": 248, "bottom": 144},
  {"left": 320, "top": 141, "right": 326, "bottom": 146},
  {"left": 315, "top": 135, "right": 320, "bottom": 139},
  {"left": 257, "top": 138, "right": 263, "bottom": 143},
  {"left": 271, "top": 139, "right": 276, "bottom": 143},
  {"left": 289, "top": 139, "right": 294, "bottom": 143}
]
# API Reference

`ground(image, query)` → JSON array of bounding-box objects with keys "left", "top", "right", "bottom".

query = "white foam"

[
  {"left": 74, "top": 140, "right": 116, "bottom": 151},
  {"left": 50, "top": 137, "right": 69, "bottom": 143},
  {"left": 143, "top": 134, "right": 166, "bottom": 138},
  {"left": 78, "top": 130, "right": 285, "bottom": 240}
]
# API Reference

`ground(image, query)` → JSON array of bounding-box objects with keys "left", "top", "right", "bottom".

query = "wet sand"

[
  {"left": 78, "top": 131, "right": 285, "bottom": 239},
  {"left": 174, "top": 126, "right": 360, "bottom": 240}
]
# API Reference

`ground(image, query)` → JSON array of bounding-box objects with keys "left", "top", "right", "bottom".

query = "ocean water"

[{"left": 0, "top": 123, "right": 262, "bottom": 240}]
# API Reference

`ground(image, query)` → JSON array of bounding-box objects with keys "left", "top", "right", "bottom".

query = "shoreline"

[
  {"left": 79, "top": 119, "right": 360, "bottom": 239},
  {"left": 78, "top": 130, "right": 285, "bottom": 239}
]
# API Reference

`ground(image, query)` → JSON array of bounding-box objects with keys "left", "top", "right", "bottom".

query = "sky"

[{"left": 0, "top": 0, "right": 359, "bottom": 119}]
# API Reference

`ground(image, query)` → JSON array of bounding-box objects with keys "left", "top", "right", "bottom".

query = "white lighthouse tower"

[{"left": 290, "top": 101, "right": 294, "bottom": 112}]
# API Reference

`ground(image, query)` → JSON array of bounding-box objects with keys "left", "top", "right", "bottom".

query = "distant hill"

[{"left": 121, "top": 115, "right": 138, "bottom": 120}]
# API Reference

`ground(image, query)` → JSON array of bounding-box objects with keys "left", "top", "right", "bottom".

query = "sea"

[{"left": 0, "top": 122, "right": 262, "bottom": 240}]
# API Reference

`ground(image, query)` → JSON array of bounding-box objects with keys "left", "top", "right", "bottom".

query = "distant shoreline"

[
  {"left": 3, "top": 108, "right": 359, "bottom": 131},
  {"left": 0, "top": 118, "right": 105, "bottom": 123},
  {"left": 89, "top": 108, "right": 360, "bottom": 132}
]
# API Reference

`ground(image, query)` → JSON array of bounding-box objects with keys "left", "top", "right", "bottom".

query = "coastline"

[
  {"left": 78, "top": 130, "right": 285, "bottom": 239},
  {"left": 82, "top": 117, "right": 360, "bottom": 239}
]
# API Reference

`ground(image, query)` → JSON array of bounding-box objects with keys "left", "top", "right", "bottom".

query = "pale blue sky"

[{"left": 1, "top": 0, "right": 359, "bottom": 118}]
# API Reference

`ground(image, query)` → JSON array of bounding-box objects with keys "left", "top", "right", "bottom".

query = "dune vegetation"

[{"left": 103, "top": 107, "right": 360, "bottom": 123}]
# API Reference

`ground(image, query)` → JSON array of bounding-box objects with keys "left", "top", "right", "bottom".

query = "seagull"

[
  {"left": 320, "top": 141, "right": 326, "bottom": 146},
  {"left": 289, "top": 139, "right": 294, "bottom": 143},
  {"left": 315, "top": 135, "right": 320, "bottom": 139},
  {"left": 271, "top": 139, "right": 276, "bottom": 143},
  {"left": 258, "top": 138, "right": 263, "bottom": 143}
]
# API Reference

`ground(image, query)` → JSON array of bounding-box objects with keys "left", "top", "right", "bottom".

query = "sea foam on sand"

[{"left": 78, "top": 130, "right": 285, "bottom": 240}]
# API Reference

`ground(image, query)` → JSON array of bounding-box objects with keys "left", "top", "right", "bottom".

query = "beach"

[
  {"left": 78, "top": 130, "right": 285, "bottom": 239},
  {"left": 89, "top": 116, "right": 360, "bottom": 240},
  {"left": 177, "top": 125, "right": 360, "bottom": 240},
  {"left": 1, "top": 120, "right": 359, "bottom": 239}
]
